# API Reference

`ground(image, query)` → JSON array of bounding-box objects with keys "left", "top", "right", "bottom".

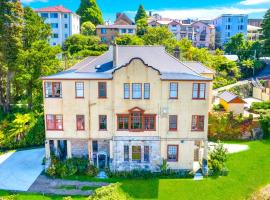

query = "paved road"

[{"left": 0, "top": 148, "right": 44, "bottom": 191}]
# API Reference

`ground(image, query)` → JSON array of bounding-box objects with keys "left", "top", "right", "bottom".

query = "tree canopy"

[
  {"left": 135, "top": 4, "right": 148, "bottom": 23},
  {"left": 115, "top": 35, "right": 144, "bottom": 45},
  {"left": 76, "top": 0, "right": 104, "bottom": 25},
  {"left": 81, "top": 21, "right": 96, "bottom": 36},
  {"left": 261, "top": 9, "right": 270, "bottom": 56}
]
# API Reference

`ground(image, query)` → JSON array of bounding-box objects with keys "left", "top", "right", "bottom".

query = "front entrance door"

[{"left": 97, "top": 152, "right": 107, "bottom": 169}]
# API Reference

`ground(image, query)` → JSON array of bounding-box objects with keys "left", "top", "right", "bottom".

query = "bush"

[
  {"left": 88, "top": 183, "right": 130, "bottom": 200},
  {"left": 208, "top": 112, "right": 254, "bottom": 140},
  {"left": 0, "top": 112, "right": 45, "bottom": 150},
  {"left": 208, "top": 142, "right": 228, "bottom": 176},
  {"left": 251, "top": 101, "right": 270, "bottom": 111},
  {"left": 259, "top": 114, "right": 270, "bottom": 139},
  {"left": 46, "top": 157, "right": 97, "bottom": 178}
]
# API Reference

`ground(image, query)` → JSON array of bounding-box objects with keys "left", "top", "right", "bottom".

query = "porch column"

[
  {"left": 67, "top": 140, "right": 72, "bottom": 158},
  {"left": 45, "top": 140, "right": 50, "bottom": 159}
]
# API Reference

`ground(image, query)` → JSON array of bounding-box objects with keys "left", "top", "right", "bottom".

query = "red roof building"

[{"left": 35, "top": 5, "right": 72, "bottom": 13}]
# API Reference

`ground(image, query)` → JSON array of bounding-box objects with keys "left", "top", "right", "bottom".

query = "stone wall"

[
  {"left": 71, "top": 140, "right": 88, "bottom": 157},
  {"left": 111, "top": 136, "right": 161, "bottom": 171}
]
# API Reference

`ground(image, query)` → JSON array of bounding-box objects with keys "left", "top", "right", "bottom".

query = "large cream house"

[{"left": 42, "top": 46, "right": 214, "bottom": 171}]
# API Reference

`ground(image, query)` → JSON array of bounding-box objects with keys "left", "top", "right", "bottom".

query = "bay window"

[
  {"left": 45, "top": 82, "right": 62, "bottom": 98},
  {"left": 130, "top": 112, "right": 142, "bottom": 130},
  {"left": 117, "top": 114, "right": 129, "bottom": 130}
]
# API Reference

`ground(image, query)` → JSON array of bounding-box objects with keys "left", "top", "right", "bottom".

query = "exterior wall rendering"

[{"left": 43, "top": 46, "right": 212, "bottom": 171}]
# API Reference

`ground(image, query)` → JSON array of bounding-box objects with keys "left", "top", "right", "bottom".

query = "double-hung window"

[
  {"left": 98, "top": 82, "right": 107, "bottom": 98},
  {"left": 124, "top": 145, "right": 129, "bottom": 161},
  {"left": 76, "top": 115, "right": 85, "bottom": 130},
  {"left": 144, "top": 146, "right": 150, "bottom": 162},
  {"left": 50, "top": 13, "right": 58, "bottom": 18},
  {"left": 132, "top": 146, "right": 141, "bottom": 162},
  {"left": 169, "top": 115, "right": 177, "bottom": 131},
  {"left": 45, "top": 82, "right": 62, "bottom": 98},
  {"left": 192, "top": 83, "right": 206, "bottom": 99},
  {"left": 144, "top": 83, "right": 150, "bottom": 99},
  {"left": 99, "top": 115, "right": 107, "bottom": 130},
  {"left": 130, "top": 112, "right": 142, "bottom": 130},
  {"left": 191, "top": 115, "right": 204, "bottom": 131},
  {"left": 144, "top": 115, "right": 155, "bottom": 130},
  {"left": 169, "top": 82, "right": 178, "bottom": 99},
  {"left": 117, "top": 114, "right": 129, "bottom": 130},
  {"left": 124, "top": 83, "right": 130, "bottom": 99},
  {"left": 167, "top": 145, "right": 178, "bottom": 162},
  {"left": 46, "top": 114, "right": 63, "bottom": 130},
  {"left": 75, "top": 82, "right": 84, "bottom": 98},
  {"left": 132, "top": 83, "right": 142, "bottom": 99}
]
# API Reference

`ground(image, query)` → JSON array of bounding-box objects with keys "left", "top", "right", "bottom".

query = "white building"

[{"left": 35, "top": 5, "right": 80, "bottom": 46}]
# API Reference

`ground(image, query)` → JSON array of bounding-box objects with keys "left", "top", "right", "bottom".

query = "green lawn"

[{"left": 1, "top": 139, "right": 270, "bottom": 200}]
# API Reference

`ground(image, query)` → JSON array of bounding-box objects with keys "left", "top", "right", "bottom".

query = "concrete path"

[
  {"left": 29, "top": 175, "right": 109, "bottom": 196},
  {"left": 0, "top": 148, "right": 44, "bottom": 191}
]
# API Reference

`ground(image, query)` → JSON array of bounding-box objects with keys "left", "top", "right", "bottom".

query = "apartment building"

[
  {"left": 212, "top": 14, "right": 248, "bottom": 48},
  {"left": 35, "top": 5, "right": 80, "bottom": 46},
  {"left": 148, "top": 18, "right": 215, "bottom": 49},
  {"left": 42, "top": 45, "right": 213, "bottom": 171},
  {"left": 192, "top": 21, "right": 215, "bottom": 49},
  {"left": 96, "top": 25, "right": 137, "bottom": 44}
]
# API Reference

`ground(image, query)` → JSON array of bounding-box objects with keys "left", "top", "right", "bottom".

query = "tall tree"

[
  {"left": 261, "top": 9, "right": 270, "bottom": 56},
  {"left": 16, "top": 7, "right": 61, "bottom": 110},
  {"left": 0, "top": 0, "right": 23, "bottom": 113},
  {"left": 136, "top": 18, "right": 148, "bottom": 36},
  {"left": 76, "top": 0, "right": 104, "bottom": 25},
  {"left": 135, "top": 4, "right": 148, "bottom": 23}
]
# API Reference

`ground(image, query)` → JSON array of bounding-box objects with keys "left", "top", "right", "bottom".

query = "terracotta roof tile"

[{"left": 35, "top": 5, "right": 72, "bottom": 13}]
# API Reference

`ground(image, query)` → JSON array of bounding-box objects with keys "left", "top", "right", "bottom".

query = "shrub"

[
  {"left": 46, "top": 157, "right": 97, "bottom": 178},
  {"left": 85, "top": 165, "right": 99, "bottom": 177},
  {"left": 251, "top": 101, "right": 270, "bottom": 111},
  {"left": 88, "top": 183, "right": 130, "bottom": 200},
  {"left": 208, "top": 142, "right": 228, "bottom": 175},
  {"left": 259, "top": 114, "right": 270, "bottom": 139}
]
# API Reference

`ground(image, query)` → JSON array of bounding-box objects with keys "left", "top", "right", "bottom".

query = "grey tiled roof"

[
  {"left": 42, "top": 46, "right": 213, "bottom": 81},
  {"left": 182, "top": 61, "right": 215, "bottom": 74}
]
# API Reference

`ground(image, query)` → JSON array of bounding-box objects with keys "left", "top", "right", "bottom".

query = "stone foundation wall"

[
  {"left": 71, "top": 140, "right": 88, "bottom": 157},
  {"left": 111, "top": 136, "right": 161, "bottom": 171}
]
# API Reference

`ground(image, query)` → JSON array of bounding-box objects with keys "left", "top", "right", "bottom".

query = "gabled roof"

[
  {"left": 219, "top": 91, "right": 246, "bottom": 103},
  {"left": 42, "top": 45, "right": 213, "bottom": 81},
  {"left": 35, "top": 5, "right": 73, "bottom": 13}
]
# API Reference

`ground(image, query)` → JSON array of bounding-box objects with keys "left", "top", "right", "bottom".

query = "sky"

[{"left": 21, "top": 0, "right": 270, "bottom": 22}]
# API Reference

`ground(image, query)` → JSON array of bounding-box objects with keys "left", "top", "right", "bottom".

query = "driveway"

[{"left": 0, "top": 148, "right": 44, "bottom": 191}]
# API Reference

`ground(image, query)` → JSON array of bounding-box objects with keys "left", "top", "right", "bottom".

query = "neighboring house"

[
  {"left": 212, "top": 14, "right": 248, "bottom": 48},
  {"left": 114, "top": 13, "right": 134, "bottom": 25},
  {"left": 247, "top": 25, "right": 262, "bottom": 41},
  {"left": 35, "top": 5, "right": 80, "bottom": 46},
  {"left": 42, "top": 45, "right": 214, "bottom": 171},
  {"left": 96, "top": 13, "right": 136, "bottom": 44},
  {"left": 248, "top": 19, "right": 263, "bottom": 27},
  {"left": 253, "top": 80, "right": 270, "bottom": 101},
  {"left": 96, "top": 24, "right": 137, "bottom": 44},
  {"left": 219, "top": 91, "right": 246, "bottom": 114},
  {"left": 192, "top": 21, "right": 215, "bottom": 49}
]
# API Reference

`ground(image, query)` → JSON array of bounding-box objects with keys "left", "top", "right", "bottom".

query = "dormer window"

[{"left": 45, "top": 82, "right": 62, "bottom": 98}]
